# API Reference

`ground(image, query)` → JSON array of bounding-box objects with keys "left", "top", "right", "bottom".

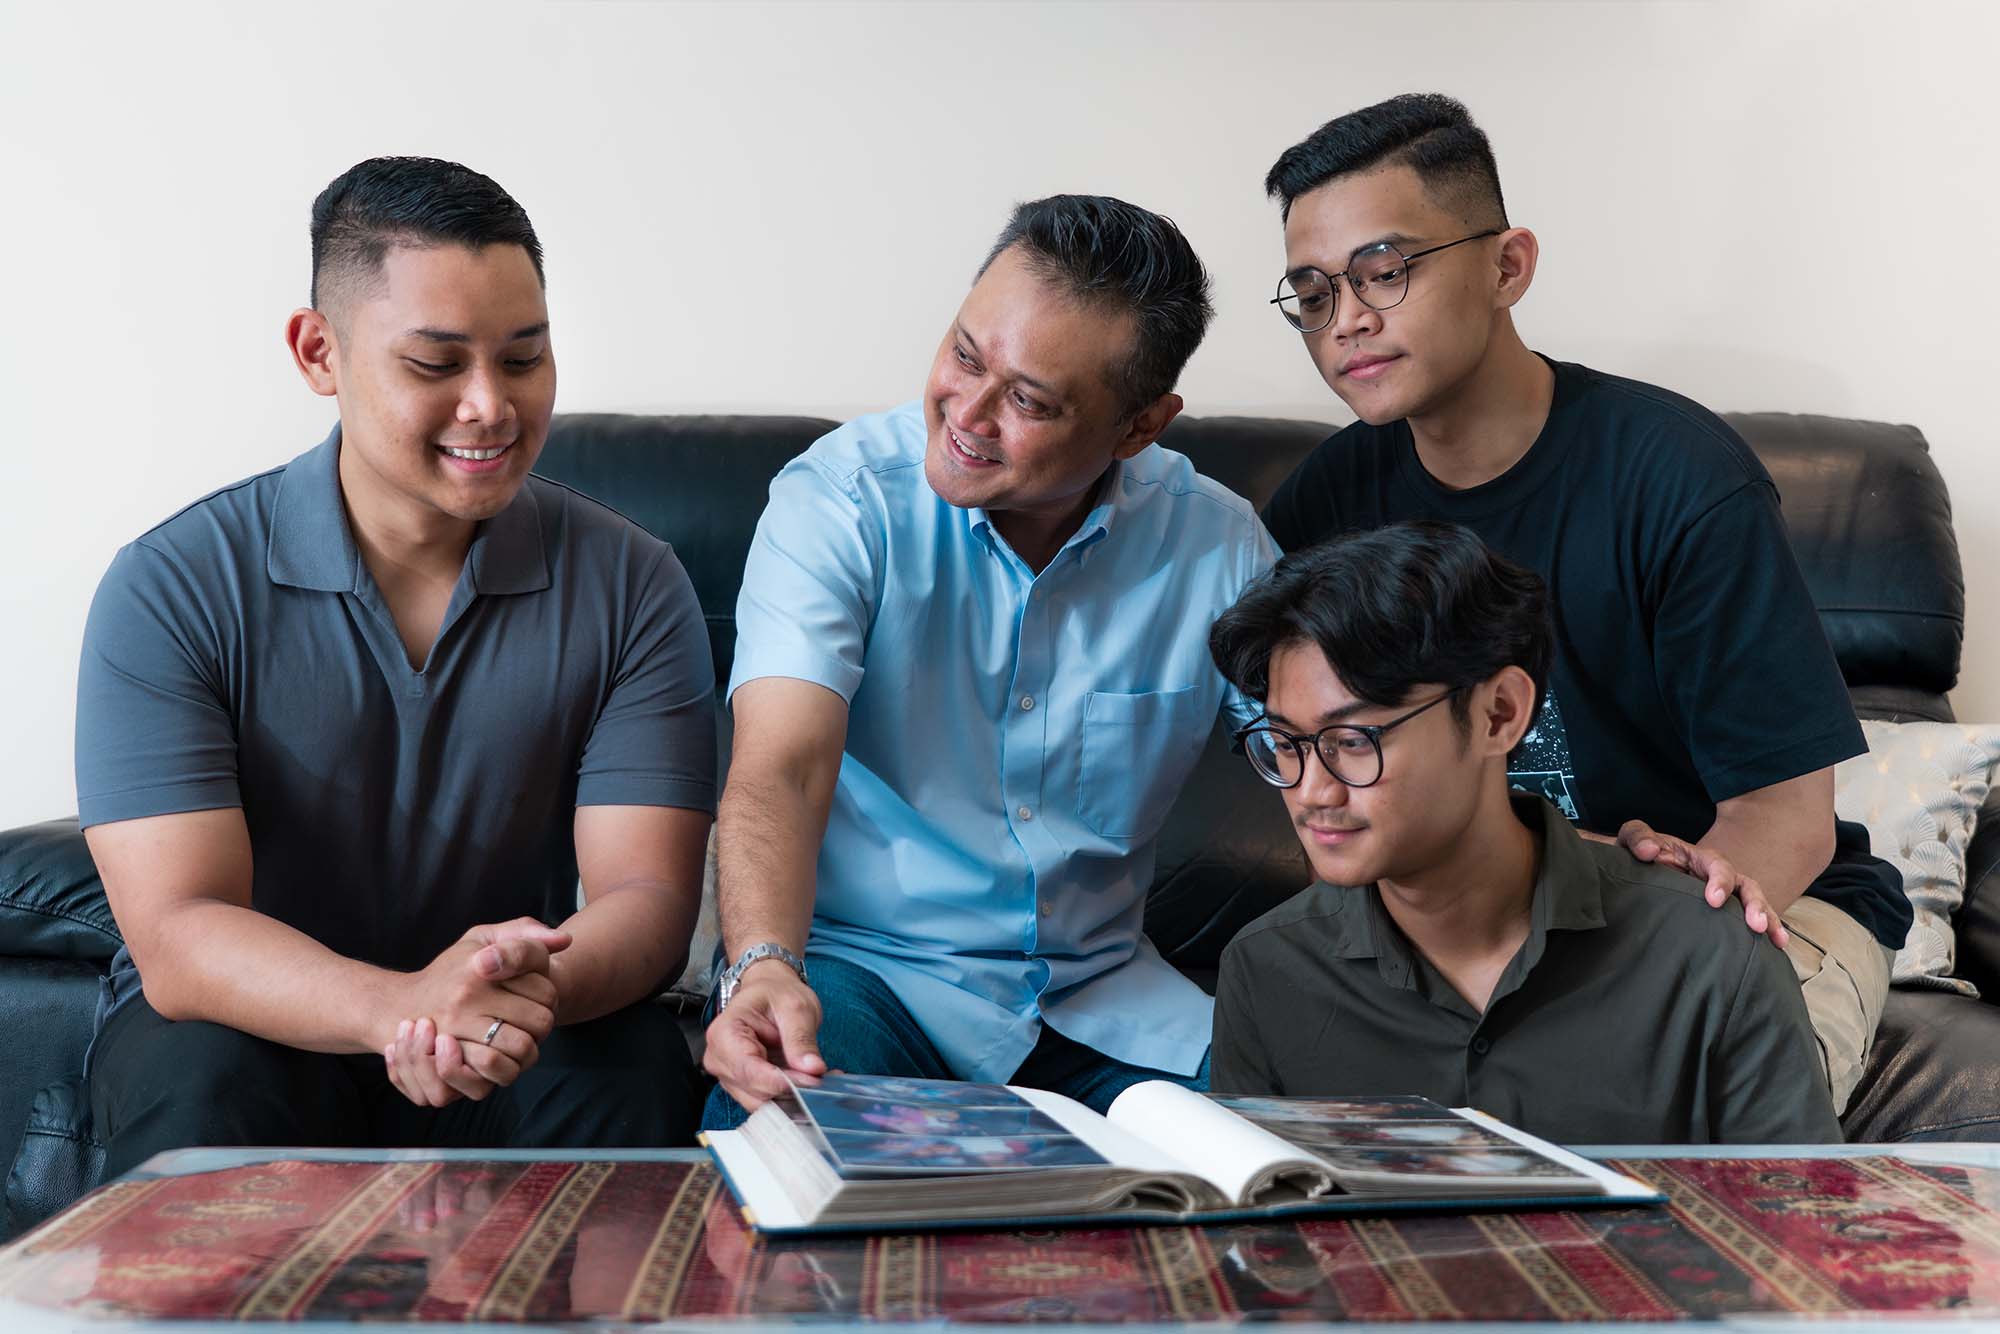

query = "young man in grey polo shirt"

[
  {"left": 76, "top": 158, "right": 715, "bottom": 1177},
  {"left": 1206, "top": 521, "right": 1839, "bottom": 1144}
]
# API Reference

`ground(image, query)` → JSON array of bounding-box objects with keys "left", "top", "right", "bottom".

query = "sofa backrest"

[
  {"left": 536, "top": 409, "right": 1966, "bottom": 709},
  {"left": 1728, "top": 413, "right": 1963, "bottom": 709}
]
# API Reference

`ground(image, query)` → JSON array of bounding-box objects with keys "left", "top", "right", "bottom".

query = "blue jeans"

[{"left": 700, "top": 952, "right": 1209, "bottom": 1131}]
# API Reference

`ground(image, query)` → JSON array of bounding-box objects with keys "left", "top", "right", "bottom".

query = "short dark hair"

[
  {"left": 309, "top": 156, "right": 544, "bottom": 313},
  {"left": 1209, "top": 520, "right": 1550, "bottom": 735},
  {"left": 977, "top": 194, "right": 1214, "bottom": 416},
  {"left": 1265, "top": 93, "right": 1507, "bottom": 229}
]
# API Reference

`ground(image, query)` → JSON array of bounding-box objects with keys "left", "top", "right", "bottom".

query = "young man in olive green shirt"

[{"left": 1206, "top": 521, "right": 1839, "bottom": 1144}]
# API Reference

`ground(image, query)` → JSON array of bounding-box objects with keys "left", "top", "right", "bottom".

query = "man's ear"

[
  {"left": 1478, "top": 665, "right": 1539, "bottom": 756},
  {"left": 1492, "top": 226, "right": 1539, "bottom": 311},
  {"left": 286, "top": 307, "right": 340, "bottom": 398},
  {"left": 1114, "top": 391, "right": 1183, "bottom": 460}
]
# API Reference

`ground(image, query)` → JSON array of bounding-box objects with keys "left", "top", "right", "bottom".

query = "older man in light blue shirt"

[{"left": 701, "top": 195, "right": 1278, "bottom": 1127}]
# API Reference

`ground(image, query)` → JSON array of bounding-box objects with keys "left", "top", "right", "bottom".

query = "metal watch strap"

[{"left": 716, "top": 941, "right": 808, "bottom": 1011}]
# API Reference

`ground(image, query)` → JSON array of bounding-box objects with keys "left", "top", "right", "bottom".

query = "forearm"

[
  {"left": 139, "top": 900, "right": 404, "bottom": 1054},
  {"left": 1700, "top": 798, "right": 1836, "bottom": 917},
  {"left": 716, "top": 773, "right": 823, "bottom": 959},
  {"left": 551, "top": 882, "right": 693, "bottom": 1024}
]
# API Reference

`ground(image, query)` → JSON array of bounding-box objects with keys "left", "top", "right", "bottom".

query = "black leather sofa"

[{"left": 4, "top": 409, "right": 1997, "bottom": 1239}]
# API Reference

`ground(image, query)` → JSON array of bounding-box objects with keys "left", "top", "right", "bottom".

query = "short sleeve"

[
  {"left": 1649, "top": 484, "right": 1865, "bottom": 802},
  {"left": 575, "top": 545, "right": 718, "bottom": 813},
  {"left": 1211, "top": 940, "right": 1282, "bottom": 1095},
  {"left": 726, "top": 455, "right": 883, "bottom": 705},
  {"left": 75, "top": 542, "right": 241, "bottom": 828},
  {"left": 1710, "top": 940, "right": 1844, "bottom": 1143}
]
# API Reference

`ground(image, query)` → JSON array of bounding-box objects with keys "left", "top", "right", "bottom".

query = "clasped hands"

[{"left": 382, "top": 918, "right": 572, "bottom": 1108}]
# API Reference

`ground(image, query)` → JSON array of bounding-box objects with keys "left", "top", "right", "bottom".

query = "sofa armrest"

[
  {"left": 1957, "top": 788, "right": 2000, "bottom": 1002},
  {"left": 0, "top": 819, "right": 120, "bottom": 964}
]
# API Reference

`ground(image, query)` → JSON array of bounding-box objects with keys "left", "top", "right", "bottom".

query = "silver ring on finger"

[{"left": 482, "top": 1018, "right": 504, "bottom": 1046}]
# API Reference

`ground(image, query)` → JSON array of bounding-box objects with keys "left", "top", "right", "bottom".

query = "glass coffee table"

[{"left": 1, "top": 1143, "right": 1996, "bottom": 1331}]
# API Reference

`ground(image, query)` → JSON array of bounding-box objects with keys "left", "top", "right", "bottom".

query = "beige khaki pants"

[{"left": 1780, "top": 896, "right": 1895, "bottom": 1115}]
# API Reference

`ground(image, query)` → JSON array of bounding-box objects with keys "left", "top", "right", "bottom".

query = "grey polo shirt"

[
  {"left": 76, "top": 426, "right": 716, "bottom": 1022},
  {"left": 1212, "top": 795, "right": 1841, "bottom": 1144}
]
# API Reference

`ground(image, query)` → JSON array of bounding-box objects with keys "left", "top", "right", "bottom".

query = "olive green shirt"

[{"left": 1212, "top": 795, "right": 1841, "bottom": 1144}]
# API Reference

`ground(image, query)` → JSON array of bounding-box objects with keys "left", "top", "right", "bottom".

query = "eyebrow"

[
  {"left": 1356, "top": 232, "right": 1421, "bottom": 258},
  {"left": 403, "top": 322, "right": 550, "bottom": 344},
  {"left": 1287, "top": 233, "right": 1425, "bottom": 280},
  {"left": 1266, "top": 699, "right": 1374, "bottom": 729},
  {"left": 956, "top": 322, "right": 1058, "bottom": 398}
]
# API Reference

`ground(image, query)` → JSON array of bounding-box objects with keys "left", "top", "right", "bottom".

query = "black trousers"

[{"left": 90, "top": 994, "right": 700, "bottom": 1182}]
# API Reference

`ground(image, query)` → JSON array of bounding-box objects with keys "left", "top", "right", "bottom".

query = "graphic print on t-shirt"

[{"left": 1509, "top": 688, "right": 1579, "bottom": 822}]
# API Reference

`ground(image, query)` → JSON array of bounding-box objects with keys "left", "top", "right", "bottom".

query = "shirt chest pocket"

[{"left": 1076, "top": 686, "right": 1211, "bottom": 841}]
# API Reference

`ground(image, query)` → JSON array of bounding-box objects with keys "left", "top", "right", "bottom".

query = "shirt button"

[
  {"left": 1020, "top": 695, "right": 1036, "bottom": 711},
  {"left": 1472, "top": 1037, "right": 1491, "bottom": 1055},
  {"left": 1039, "top": 900, "right": 1052, "bottom": 917},
  {"left": 1018, "top": 806, "right": 1034, "bottom": 821}
]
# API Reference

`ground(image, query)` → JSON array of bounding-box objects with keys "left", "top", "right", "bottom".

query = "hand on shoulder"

[{"left": 1614, "top": 820, "right": 1790, "bottom": 948}]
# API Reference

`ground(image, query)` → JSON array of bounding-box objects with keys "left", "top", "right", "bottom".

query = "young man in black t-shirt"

[{"left": 1256, "top": 93, "right": 1910, "bottom": 1114}]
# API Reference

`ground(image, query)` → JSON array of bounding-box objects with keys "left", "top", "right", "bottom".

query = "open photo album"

[{"left": 701, "top": 1073, "right": 1662, "bottom": 1233}]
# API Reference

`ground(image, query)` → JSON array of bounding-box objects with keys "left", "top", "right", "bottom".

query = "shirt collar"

[
  {"left": 1524, "top": 791, "right": 1607, "bottom": 933},
  {"left": 967, "top": 457, "right": 1126, "bottom": 560},
  {"left": 1315, "top": 793, "right": 1606, "bottom": 983},
  {"left": 267, "top": 423, "right": 549, "bottom": 596},
  {"left": 1509, "top": 791, "right": 1607, "bottom": 981}
]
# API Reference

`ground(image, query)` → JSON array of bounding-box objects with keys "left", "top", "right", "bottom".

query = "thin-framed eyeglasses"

[
  {"left": 1271, "top": 230, "right": 1502, "bottom": 334},
  {"left": 1233, "top": 689, "right": 1461, "bottom": 789}
]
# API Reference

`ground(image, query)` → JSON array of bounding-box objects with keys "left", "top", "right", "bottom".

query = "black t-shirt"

[{"left": 1262, "top": 357, "right": 1911, "bottom": 947}]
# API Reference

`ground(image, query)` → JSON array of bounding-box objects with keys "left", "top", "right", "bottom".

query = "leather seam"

[
  {"left": 1888, "top": 1114, "right": 2000, "bottom": 1140},
  {"left": 1817, "top": 607, "right": 1964, "bottom": 621},
  {"left": 21, "top": 1128, "right": 99, "bottom": 1146},
  {"left": 0, "top": 899, "right": 119, "bottom": 942}
]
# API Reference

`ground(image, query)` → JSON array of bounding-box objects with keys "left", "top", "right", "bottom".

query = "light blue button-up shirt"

[{"left": 730, "top": 403, "right": 1279, "bottom": 1082}]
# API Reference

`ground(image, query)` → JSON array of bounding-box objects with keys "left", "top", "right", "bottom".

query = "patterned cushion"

[{"left": 1833, "top": 721, "right": 2000, "bottom": 997}]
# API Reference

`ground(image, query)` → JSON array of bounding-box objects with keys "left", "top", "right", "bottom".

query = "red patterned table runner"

[{"left": 2, "top": 1156, "right": 1996, "bottom": 1322}]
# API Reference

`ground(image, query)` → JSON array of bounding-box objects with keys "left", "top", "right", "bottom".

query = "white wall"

[{"left": 2, "top": 0, "right": 1995, "bottom": 828}]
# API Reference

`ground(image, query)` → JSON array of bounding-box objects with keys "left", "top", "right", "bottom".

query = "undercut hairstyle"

[
  {"left": 309, "top": 156, "right": 544, "bottom": 316},
  {"left": 1209, "top": 520, "right": 1550, "bottom": 736},
  {"left": 977, "top": 194, "right": 1214, "bottom": 416},
  {"left": 1265, "top": 93, "right": 1508, "bottom": 230}
]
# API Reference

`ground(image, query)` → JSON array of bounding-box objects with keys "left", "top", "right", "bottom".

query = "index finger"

[
  {"left": 476, "top": 937, "right": 553, "bottom": 980},
  {"left": 498, "top": 969, "right": 558, "bottom": 1008},
  {"left": 706, "top": 1016, "right": 798, "bottom": 1109},
  {"left": 772, "top": 1000, "right": 827, "bottom": 1077},
  {"left": 1738, "top": 880, "right": 1789, "bottom": 947}
]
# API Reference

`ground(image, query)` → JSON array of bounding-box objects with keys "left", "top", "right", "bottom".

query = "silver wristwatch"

[{"left": 715, "top": 942, "right": 809, "bottom": 1011}]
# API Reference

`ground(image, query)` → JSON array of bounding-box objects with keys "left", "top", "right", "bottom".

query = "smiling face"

[
  {"left": 1264, "top": 640, "right": 1488, "bottom": 889},
  {"left": 315, "top": 242, "right": 556, "bottom": 531},
  {"left": 922, "top": 244, "right": 1153, "bottom": 526},
  {"left": 1281, "top": 164, "right": 1508, "bottom": 426}
]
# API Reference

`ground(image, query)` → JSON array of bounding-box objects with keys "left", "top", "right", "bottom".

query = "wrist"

[
  {"left": 364, "top": 970, "right": 419, "bottom": 1053},
  {"left": 716, "top": 941, "right": 808, "bottom": 1011},
  {"left": 739, "top": 956, "right": 803, "bottom": 987}
]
